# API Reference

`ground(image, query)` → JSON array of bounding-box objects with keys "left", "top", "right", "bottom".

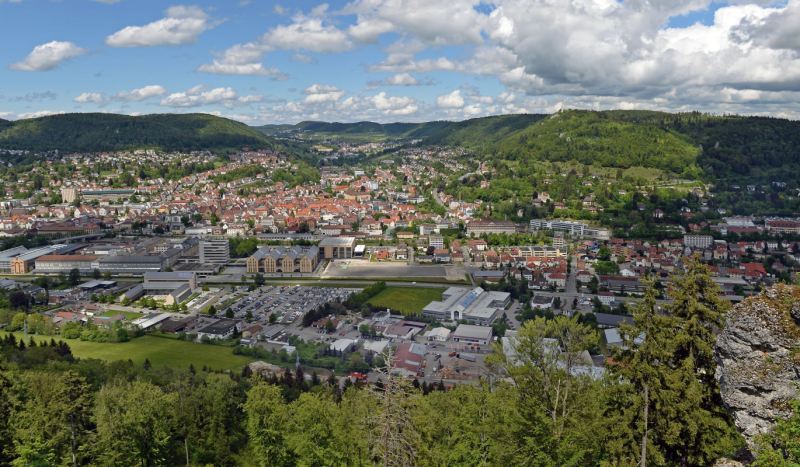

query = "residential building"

[
  {"left": 684, "top": 234, "right": 713, "bottom": 249},
  {"left": 530, "top": 219, "right": 610, "bottom": 240},
  {"left": 466, "top": 220, "right": 517, "bottom": 237}
]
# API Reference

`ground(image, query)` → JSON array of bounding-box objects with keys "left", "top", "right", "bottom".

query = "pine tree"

[
  {"left": 660, "top": 256, "right": 741, "bottom": 465},
  {"left": 607, "top": 278, "right": 675, "bottom": 466},
  {"left": 608, "top": 259, "right": 742, "bottom": 466}
]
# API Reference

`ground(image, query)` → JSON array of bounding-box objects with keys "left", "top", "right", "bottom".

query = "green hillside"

[
  {"left": 422, "top": 110, "right": 800, "bottom": 183},
  {"left": 0, "top": 113, "right": 274, "bottom": 152},
  {"left": 270, "top": 110, "right": 800, "bottom": 184}
]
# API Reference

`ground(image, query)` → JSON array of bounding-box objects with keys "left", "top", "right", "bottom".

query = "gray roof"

[
  {"left": 594, "top": 312, "right": 634, "bottom": 328},
  {"left": 318, "top": 236, "right": 356, "bottom": 247},
  {"left": 453, "top": 324, "right": 493, "bottom": 340}
]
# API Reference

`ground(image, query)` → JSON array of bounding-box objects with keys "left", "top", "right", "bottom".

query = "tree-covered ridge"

[
  {"left": 490, "top": 111, "right": 701, "bottom": 175},
  {"left": 0, "top": 113, "right": 274, "bottom": 153}
]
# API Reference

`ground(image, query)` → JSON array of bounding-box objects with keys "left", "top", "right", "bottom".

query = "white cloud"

[
  {"left": 199, "top": 5, "right": 351, "bottom": 78},
  {"left": 345, "top": 0, "right": 486, "bottom": 45},
  {"left": 74, "top": 92, "right": 107, "bottom": 104},
  {"left": 262, "top": 16, "right": 352, "bottom": 52},
  {"left": 436, "top": 89, "right": 465, "bottom": 108},
  {"left": 106, "top": 5, "right": 211, "bottom": 47},
  {"left": 386, "top": 73, "right": 418, "bottom": 86},
  {"left": 72, "top": 85, "right": 167, "bottom": 106},
  {"left": 10, "top": 41, "right": 85, "bottom": 71},
  {"left": 115, "top": 85, "right": 167, "bottom": 101},
  {"left": 198, "top": 41, "right": 286, "bottom": 78},
  {"left": 160, "top": 85, "right": 260, "bottom": 107},
  {"left": 370, "top": 92, "right": 418, "bottom": 115},
  {"left": 304, "top": 84, "right": 344, "bottom": 104}
]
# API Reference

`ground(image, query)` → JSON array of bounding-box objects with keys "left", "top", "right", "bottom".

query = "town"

[{"left": 0, "top": 145, "right": 798, "bottom": 386}]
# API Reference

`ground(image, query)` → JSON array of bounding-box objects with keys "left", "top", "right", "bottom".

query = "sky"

[{"left": 0, "top": 0, "right": 799, "bottom": 124}]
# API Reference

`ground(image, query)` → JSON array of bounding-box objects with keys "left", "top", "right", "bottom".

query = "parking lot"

[
  {"left": 321, "top": 259, "right": 464, "bottom": 280},
  {"left": 223, "top": 285, "right": 360, "bottom": 325}
]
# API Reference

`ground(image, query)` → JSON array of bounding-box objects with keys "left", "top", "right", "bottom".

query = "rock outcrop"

[{"left": 715, "top": 285, "right": 800, "bottom": 451}]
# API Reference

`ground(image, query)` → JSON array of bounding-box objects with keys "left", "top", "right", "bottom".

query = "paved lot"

[{"left": 321, "top": 260, "right": 450, "bottom": 279}]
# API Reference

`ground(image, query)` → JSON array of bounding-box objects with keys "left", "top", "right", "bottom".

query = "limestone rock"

[{"left": 715, "top": 285, "right": 800, "bottom": 451}]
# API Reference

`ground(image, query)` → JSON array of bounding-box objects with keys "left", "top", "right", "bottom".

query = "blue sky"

[{"left": 1, "top": 0, "right": 798, "bottom": 123}]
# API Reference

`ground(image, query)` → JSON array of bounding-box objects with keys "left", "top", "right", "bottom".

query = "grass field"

[
  {"left": 99, "top": 310, "right": 142, "bottom": 320},
  {"left": 2, "top": 332, "right": 254, "bottom": 371},
  {"left": 367, "top": 286, "right": 445, "bottom": 316}
]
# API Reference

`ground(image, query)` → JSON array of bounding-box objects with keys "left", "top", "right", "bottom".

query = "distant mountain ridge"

[{"left": 0, "top": 113, "right": 274, "bottom": 153}]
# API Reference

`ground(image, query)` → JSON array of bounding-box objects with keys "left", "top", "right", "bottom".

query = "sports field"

[
  {"left": 2, "top": 332, "right": 255, "bottom": 371},
  {"left": 367, "top": 286, "right": 445, "bottom": 316}
]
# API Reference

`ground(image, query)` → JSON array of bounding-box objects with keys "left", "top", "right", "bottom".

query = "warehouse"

[{"left": 452, "top": 324, "right": 493, "bottom": 346}]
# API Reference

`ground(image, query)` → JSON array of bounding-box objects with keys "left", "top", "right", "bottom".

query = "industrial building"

[
  {"left": 143, "top": 271, "right": 198, "bottom": 291},
  {"left": 35, "top": 255, "right": 98, "bottom": 274},
  {"left": 142, "top": 271, "right": 197, "bottom": 305},
  {"left": 246, "top": 246, "right": 320, "bottom": 273},
  {"left": 452, "top": 324, "right": 494, "bottom": 345},
  {"left": 96, "top": 255, "right": 165, "bottom": 274},
  {"left": 422, "top": 286, "right": 510, "bottom": 325},
  {"left": 1, "top": 245, "right": 76, "bottom": 274}
]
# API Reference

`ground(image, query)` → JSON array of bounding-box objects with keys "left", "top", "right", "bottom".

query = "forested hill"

[
  {"left": 0, "top": 113, "right": 274, "bottom": 153},
  {"left": 265, "top": 110, "right": 800, "bottom": 183},
  {"left": 456, "top": 110, "right": 800, "bottom": 182}
]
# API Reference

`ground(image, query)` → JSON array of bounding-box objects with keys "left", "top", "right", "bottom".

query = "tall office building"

[{"left": 199, "top": 238, "right": 230, "bottom": 265}]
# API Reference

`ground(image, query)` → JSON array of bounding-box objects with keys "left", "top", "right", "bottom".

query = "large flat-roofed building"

[
  {"left": 143, "top": 271, "right": 198, "bottom": 292},
  {"left": 466, "top": 220, "right": 517, "bottom": 237},
  {"left": 0, "top": 246, "right": 33, "bottom": 273},
  {"left": 197, "top": 319, "right": 238, "bottom": 340},
  {"left": 8, "top": 245, "right": 74, "bottom": 274},
  {"left": 452, "top": 324, "right": 493, "bottom": 345},
  {"left": 80, "top": 189, "right": 136, "bottom": 201},
  {"left": 512, "top": 245, "right": 566, "bottom": 258},
  {"left": 246, "top": 246, "right": 319, "bottom": 273},
  {"left": 684, "top": 234, "right": 713, "bottom": 250},
  {"left": 35, "top": 255, "right": 98, "bottom": 274},
  {"left": 530, "top": 219, "right": 610, "bottom": 240},
  {"left": 422, "top": 286, "right": 510, "bottom": 325},
  {"left": 599, "top": 275, "right": 645, "bottom": 294},
  {"left": 35, "top": 222, "right": 101, "bottom": 238},
  {"left": 318, "top": 236, "right": 356, "bottom": 259},
  {"left": 96, "top": 255, "right": 165, "bottom": 274},
  {"left": 199, "top": 238, "right": 230, "bottom": 265}
]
